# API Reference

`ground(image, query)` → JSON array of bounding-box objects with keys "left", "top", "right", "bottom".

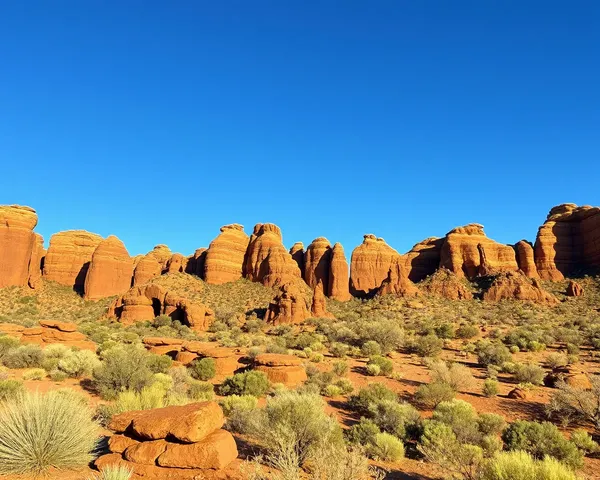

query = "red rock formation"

[
  {"left": 482, "top": 271, "right": 559, "bottom": 304},
  {"left": 133, "top": 254, "right": 162, "bottom": 286},
  {"left": 403, "top": 237, "right": 444, "bottom": 282},
  {"left": 350, "top": 234, "right": 398, "bottom": 297},
  {"left": 304, "top": 237, "right": 332, "bottom": 294},
  {"left": 439, "top": 224, "right": 518, "bottom": 279},
  {"left": 378, "top": 257, "right": 420, "bottom": 297},
  {"left": 244, "top": 223, "right": 301, "bottom": 287},
  {"left": 513, "top": 240, "right": 539, "bottom": 279},
  {"left": 28, "top": 233, "right": 45, "bottom": 289},
  {"left": 566, "top": 280, "right": 584, "bottom": 297},
  {"left": 311, "top": 280, "right": 334, "bottom": 318},
  {"left": 148, "top": 245, "right": 172, "bottom": 272},
  {"left": 254, "top": 354, "right": 307, "bottom": 387},
  {"left": 535, "top": 204, "right": 600, "bottom": 281},
  {"left": 328, "top": 242, "right": 351, "bottom": 301},
  {"left": 84, "top": 235, "right": 133, "bottom": 300},
  {"left": 166, "top": 253, "right": 184, "bottom": 273},
  {"left": 265, "top": 283, "right": 310, "bottom": 325},
  {"left": 289, "top": 242, "right": 305, "bottom": 278},
  {"left": 204, "top": 224, "right": 249, "bottom": 284},
  {"left": 0, "top": 205, "right": 38, "bottom": 288},
  {"left": 43, "top": 230, "right": 103, "bottom": 291},
  {"left": 423, "top": 269, "right": 473, "bottom": 300},
  {"left": 2, "top": 321, "right": 96, "bottom": 351},
  {"left": 185, "top": 248, "right": 207, "bottom": 277}
]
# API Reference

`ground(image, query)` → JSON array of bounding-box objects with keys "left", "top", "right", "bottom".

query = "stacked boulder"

[
  {"left": 0, "top": 320, "right": 95, "bottom": 350},
  {"left": 254, "top": 353, "right": 307, "bottom": 387},
  {"left": 96, "top": 402, "right": 238, "bottom": 478}
]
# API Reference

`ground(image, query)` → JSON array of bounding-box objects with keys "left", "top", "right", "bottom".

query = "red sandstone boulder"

[
  {"left": 124, "top": 439, "right": 168, "bottom": 465},
  {"left": 328, "top": 242, "right": 351, "bottom": 301},
  {"left": 254, "top": 353, "right": 302, "bottom": 367},
  {"left": 378, "top": 256, "right": 420, "bottom": 297},
  {"left": 0, "top": 205, "right": 38, "bottom": 288},
  {"left": 157, "top": 429, "right": 238, "bottom": 469},
  {"left": 508, "top": 387, "right": 528, "bottom": 399},
  {"left": 108, "top": 434, "right": 139, "bottom": 454},
  {"left": 254, "top": 354, "right": 306, "bottom": 386},
  {"left": 350, "top": 234, "right": 399, "bottom": 297},
  {"left": 289, "top": 242, "right": 305, "bottom": 278},
  {"left": 304, "top": 237, "right": 332, "bottom": 295},
  {"left": 403, "top": 237, "right": 444, "bottom": 282},
  {"left": 84, "top": 235, "right": 133, "bottom": 300},
  {"left": 204, "top": 224, "right": 249, "bottom": 284},
  {"left": 43, "top": 230, "right": 103, "bottom": 291},
  {"left": 440, "top": 224, "right": 518, "bottom": 279},
  {"left": 265, "top": 283, "right": 310, "bottom": 325},
  {"left": 566, "top": 280, "right": 584, "bottom": 297},
  {"left": 422, "top": 269, "right": 473, "bottom": 300},
  {"left": 482, "top": 271, "right": 559, "bottom": 304},
  {"left": 513, "top": 240, "right": 539, "bottom": 279}
]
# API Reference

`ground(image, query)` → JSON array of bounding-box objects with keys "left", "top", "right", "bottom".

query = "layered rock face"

[
  {"left": 265, "top": 283, "right": 310, "bottom": 325},
  {"left": 482, "top": 271, "right": 559, "bottom": 304},
  {"left": 1, "top": 321, "right": 95, "bottom": 351},
  {"left": 304, "top": 237, "right": 332, "bottom": 294},
  {"left": 244, "top": 223, "right": 301, "bottom": 287},
  {"left": 403, "top": 237, "right": 444, "bottom": 282},
  {"left": 378, "top": 257, "right": 420, "bottom": 297},
  {"left": 109, "top": 283, "right": 214, "bottom": 332},
  {"left": 43, "top": 230, "right": 103, "bottom": 291},
  {"left": 328, "top": 242, "right": 351, "bottom": 301},
  {"left": 204, "top": 224, "right": 249, "bottom": 284},
  {"left": 535, "top": 204, "right": 600, "bottom": 280},
  {"left": 133, "top": 254, "right": 162, "bottom": 286},
  {"left": 28, "top": 233, "right": 45, "bottom": 289},
  {"left": 423, "top": 269, "right": 473, "bottom": 300},
  {"left": 311, "top": 280, "right": 334, "bottom": 318},
  {"left": 147, "top": 245, "right": 172, "bottom": 272},
  {"left": 513, "top": 240, "right": 539, "bottom": 278},
  {"left": 350, "top": 234, "right": 398, "bottom": 297},
  {"left": 254, "top": 354, "right": 307, "bottom": 387},
  {"left": 84, "top": 236, "right": 133, "bottom": 300},
  {"left": 185, "top": 248, "right": 207, "bottom": 277},
  {"left": 439, "top": 224, "right": 518, "bottom": 279},
  {"left": 96, "top": 402, "right": 238, "bottom": 478},
  {"left": 166, "top": 253, "right": 185, "bottom": 274},
  {"left": 289, "top": 242, "right": 305, "bottom": 277},
  {"left": 0, "top": 205, "right": 38, "bottom": 288}
]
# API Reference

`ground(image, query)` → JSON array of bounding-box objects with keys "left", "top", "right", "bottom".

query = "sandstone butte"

[
  {"left": 243, "top": 223, "right": 301, "bottom": 287},
  {"left": 0, "top": 205, "right": 38, "bottom": 288},
  {"left": 402, "top": 237, "right": 444, "bottom": 282},
  {"left": 185, "top": 248, "right": 207, "bottom": 276},
  {"left": 147, "top": 244, "right": 173, "bottom": 272},
  {"left": 328, "top": 242, "right": 351, "bottom": 301},
  {"left": 350, "top": 234, "right": 399, "bottom": 297},
  {"left": 132, "top": 253, "right": 162, "bottom": 286},
  {"left": 28, "top": 233, "right": 45, "bottom": 289},
  {"left": 84, "top": 235, "right": 133, "bottom": 300},
  {"left": 423, "top": 269, "right": 473, "bottom": 300},
  {"left": 43, "top": 230, "right": 104, "bottom": 291},
  {"left": 378, "top": 256, "right": 420, "bottom": 297},
  {"left": 304, "top": 237, "right": 332, "bottom": 294},
  {"left": 513, "top": 240, "right": 539, "bottom": 279},
  {"left": 265, "top": 282, "right": 310, "bottom": 325},
  {"left": 534, "top": 203, "right": 600, "bottom": 281},
  {"left": 439, "top": 223, "right": 518, "bottom": 279},
  {"left": 289, "top": 242, "right": 305, "bottom": 278},
  {"left": 203, "top": 224, "right": 249, "bottom": 284}
]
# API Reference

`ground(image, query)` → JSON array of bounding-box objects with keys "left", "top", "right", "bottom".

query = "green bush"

[
  {"left": 189, "top": 358, "right": 216, "bottom": 381},
  {"left": 361, "top": 340, "right": 382, "bottom": 357},
  {"left": 483, "top": 378, "right": 499, "bottom": 397},
  {"left": 367, "top": 432, "right": 405, "bottom": 462},
  {"left": 187, "top": 380, "right": 215, "bottom": 401},
  {"left": 87, "top": 465, "right": 132, "bottom": 480},
  {"left": 456, "top": 324, "right": 479, "bottom": 339},
  {"left": 3, "top": 344, "right": 44, "bottom": 369},
  {"left": 329, "top": 342, "right": 350, "bottom": 358},
  {"left": 348, "top": 383, "right": 397, "bottom": 414},
  {"left": 414, "top": 381, "right": 455, "bottom": 409},
  {"left": 367, "top": 355, "right": 394, "bottom": 376},
  {"left": 22, "top": 368, "right": 46, "bottom": 381},
  {"left": 0, "top": 390, "right": 99, "bottom": 475},
  {"left": 332, "top": 360, "right": 348, "bottom": 377},
  {"left": 347, "top": 418, "right": 380, "bottom": 446},
  {"left": 547, "top": 376, "right": 600, "bottom": 431},
  {"left": 57, "top": 350, "right": 100, "bottom": 378},
  {"left": 0, "top": 336, "right": 21, "bottom": 360},
  {"left": 146, "top": 353, "right": 173, "bottom": 374},
  {"left": 427, "top": 359, "right": 475, "bottom": 392},
  {"left": 220, "top": 395, "right": 259, "bottom": 434},
  {"left": 481, "top": 450, "right": 578, "bottom": 480},
  {"left": 476, "top": 341, "right": 512, "bottom": 367},
  {"left": 219, "top": 370, "right": 270, "bottom": 397},
  {"left": 514, "top": 363, "right": 545, "bottom": 386},
  {"left": 106, "top": 383, "right": 189, "bottom": 417},
  {"left": 367, "top": 399, "right": 422, "bottom": 440},
  {"left": 0, "top": 379, "right": 25, "bottom": 402},
  {"left": 569, "top": 429, "right": 598, "bottom": 454},
  {"left": 413, "top": 334, "right": 444, "bottom": 357},
  {"left": 365, "top": 364, "right": 381, "bottom": 376}
]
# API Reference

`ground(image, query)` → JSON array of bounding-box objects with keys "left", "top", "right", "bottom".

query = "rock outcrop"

[
  {"left": 133, "top": 254, "right": 162, "bottom": 286},
  {"left": 350, "top": 235, "right": 399, "bottom": 297},
  {"left": 513, "top": 240, "right": 539, "bottom": 278},
  {"left": 166, "top": 253, "right": 185, "bottom": 274},
  {"left": 185, "top": 248, "right": 207, "bottom": 277},
  {"left": 254, "top": 353, "right": 307, "bottom": 387},
  {"left": 422, "top": 269, "right": 473, "bottom": 300},
  {"left": 43, "top": 230, "right": 103, "bottom": 291},
  {"left": 482, "top": 271, "right": 559, "bottom": 304},
  {"left": 378, "top": 257, "right": 420, "bottom": 297},
  {"left": 289, "top": 242, "right": 305, "bottom": 278},
  {"left": 0, "top": 205, "right": 38, "bottom": 288},
  {"left": 311, "top": 280, "right": 334, "bottom": 318},
  {"left": 204, "top": 224, "right": 249, "bottom": 284},
  {"left": 28, "top": 233, "right": 45, "bottom": 289},
  {"left": 304, "top": 237, "right": 332, "bottom": 295},
  {"left": 96, "top": 402, "right": 238, "bottom": 477},
  {"left": 439, "top": 224, "right": 518, "bottom": 279},
  {"left": 328, "top": 242, "right": 351, "bottom": 301},
  {"left": 403, "top": 237, "right": 444, "bottom": 282},
  {"left": 535, "top": 204, "right": 600, "bottom": 280},
  {"left": 0, "top": 321, "right": 96, "bottom": 351},
  {"left": 265, "top": 283, "right": 310, "bottom": 325},
  {"left": 109, "top": 283, "right": 214, "bottom": 332},
  {"left": 566, "top": 280, "right": 584, "bottom": 297},
  {"left": 84, "top": 235, "right": 133, "bottom": 300},
  {"left": 147, "top": 245, "right": 172, "bottom": 272},
  {"left": 244, "top": 223, "right": 301, "bottom": 287}
]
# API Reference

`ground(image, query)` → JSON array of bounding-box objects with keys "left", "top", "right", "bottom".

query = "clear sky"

[{"left": 1, "top": 1, "right": 598, "bottom": 257}]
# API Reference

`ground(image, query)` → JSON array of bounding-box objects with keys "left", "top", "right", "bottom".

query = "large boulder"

[
  {"left": 378, "top": 256, "right": 420, "bottom": 297},
  {"left": 304, "top": 237, "right": 332, "bottom": 295},
  {"left": 254, "top": 354, "right": 307, "bottom": 387},
  {"left": 28, "top": 233, "right": 45, "bottom": 289},
  {"left": 535, "top": 204, "right": 600, "bottom": 280},
  {"left": 84, "top": 235, "right": 133, "bottom": 300},
  {"left": 132, "top": 254, "right": 162, "bottom": 286},
  {"left": 204, "top": 224, "right": 249, "bottom": 284},
  {"left": 566, "top": 280, "right": 584, "bottom": 297},
  {"left": 265, "top": 282, "right": 310, "bottom": 325},
  {"left": 513, "top": 240, "right": 539, "bottom": 278},
  {"left": 43, "top": 230, "right": 103, "bottom": 291},
  {"left": 403, "top": 237, "right": 444, "bottom": 282},
  {"left": 0, "top": 205, "right": 38, "bottom": 288},
  {"left": 328, "top": 242, "right": 351, "bottom": 301},
  {"left": 350, "top": 234, "right": 399, "bottom": 297},
  {"left": 482, "top": 271, "right": 559, "bottom": 304},
  {"left": 439, "top": 224, "right": 518, "bottom": 279},
  {"left": 243, "top": 223, "right": 301, "bottom": 287}
]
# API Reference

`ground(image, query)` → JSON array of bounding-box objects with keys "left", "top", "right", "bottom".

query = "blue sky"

[{"left": 1, "top": 1, "right": 598, "bottom": 256}]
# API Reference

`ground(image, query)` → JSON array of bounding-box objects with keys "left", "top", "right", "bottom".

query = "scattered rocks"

[
  {"left": 508, "top": 387, "right": 528, "bottom": 399},
  {"left": 0, "top": 321, "right": 96, "bottom": 351}
]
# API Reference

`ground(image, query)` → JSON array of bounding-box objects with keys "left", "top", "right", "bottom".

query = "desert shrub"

[
  {"left": 502, "top": 420, "right": 583, "bottom": 469},
  {"left": 427, "top": 359, "right": 475, "bottom": 392},
  {"left": 0, "top": 390, "right": 98, "bottom": 475},
  {"left": 87, "top": 465, "right": 133, "bottom": 480},
  {"left": 306, "top": 444, "right": 382, "bottom": 480},
  {"left": 504, "top": 327, "right": 552, "bottom": 352},
  {"left": 40, "top": 343, "right": 71, "bottom": 370},
  {"left": 481, "top": 450, "right": 579, "bottom": 480},
  {"left": 412, "top": 334, "right": 444, "bottom": 357},
  {"left": 414, "top": 381, "right": 455, "bottom": 409},
  {"left": 434, "top": 323, "right": 456, "bottom": 339},
  {"left": 547, "top": 376, "right": 600, "bottom": 431},
  {"left": 330, "top": 342, "right": 350, "bottom": 358},
  {"left": 367, "top": 355, "right": 394, "bottom": 376},
  {"left": 367, "top": 432, "right": 404, "bottom": 462},
  {"left": 570, "top": 429, "right": 598, "bottom": 454},
  {"left": 432, "top": 399, "right": 482, "bottom": 444},
  {"left": 92, "top": 344, "right": 154, "bottom": 399},
  {"left": 355, "top": 320, "right": 404, "bottom": 354},
  {"left": 367, "top": 399, "right": 422, "bottom": 440},
  {"left": 22, "top": 368, "right": 46, "bottom": 381},
  {"left": 49, "top": 369, "right": 69, "bottom": 381},
  {"left": 483, "top": 379, "right": 499, "bottom": 397},
  {"left": 189, "top": 357, "right": 216, "bottom": 381},
  {"left": 332, "top": 360, "right": 348, "bottom": 376},
  {"left": 146, "top": 353, "right": 172, "bottom": 374},
  {"left": 513, "top": 363, "right": 545, "bottom": 386},
  {"left": 366, "top": 363, "right": 381, "bottom": 376},
  {"left": 349, "top": 383, "right": 397, "bottom": 414},
  {"left": 361, "top": 340, "right": 382, "bottom": 356},
  {"left": 476, "top": 341, "right": 512, "bottom": 367},
  {"left": 106, "top": 383, "right": 189, "bottom": 417},
  {"left": 3, "top": 344, "right": 44, "bottom": 369},
  {"left": 477, "top": 413, "right": 506, "bottom": 436},
  {"left": 0, "top": 336, "right": 20, "bottom": 361},
  {"left": 220, "top": 395, "right": 260, "bottom": 433},
  {"left": 0, "top": 379, "right": 25, "bottom": 402},
  {"left": 347, "top": 418, "right": 381, "bottom": 446},
  {"left": 57, "top": 349, "right": 100, "bottom": 378},
  {"left": 545, "top": 352, "right": 569, "bottom": 370},
  {"left": 187, "top": 380, "right": 215, "bottom": 401},
  {"left": 219, "top": 370, "right": 270, "bottom": 397},
  {"left": 456, "top": 324, "right": 479, "bottom": 339}
]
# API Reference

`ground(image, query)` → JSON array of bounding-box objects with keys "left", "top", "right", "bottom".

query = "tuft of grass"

[{"left": 88, "top": 465, "right": 132, "bottom": 480}]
